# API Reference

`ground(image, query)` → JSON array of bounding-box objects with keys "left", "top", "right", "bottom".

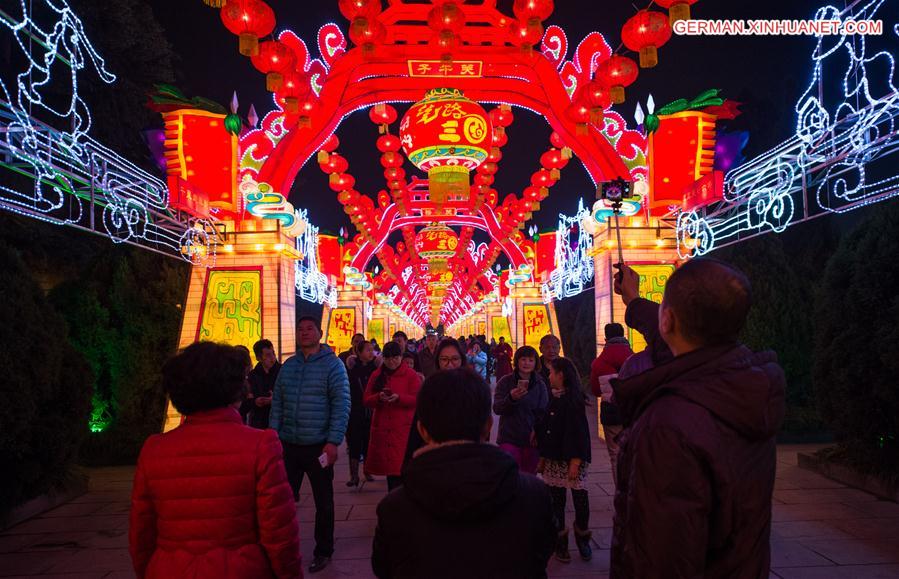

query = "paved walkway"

[{"left": 2, "top": 414, "right": 898, "bottom": 578}]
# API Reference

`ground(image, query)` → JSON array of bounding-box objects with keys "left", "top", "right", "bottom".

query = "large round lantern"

[
  {"left": 220, "top": 0, "right": 276, "bottom": 57},
  {"left": 621, "top": 10, "right": 672, "bottom": 69},
  {"left": 400, "top": 88, "right": 493, "bottom": 205},
  {"left": 415, "top": 222, "right": 459, "bottom": 274}
]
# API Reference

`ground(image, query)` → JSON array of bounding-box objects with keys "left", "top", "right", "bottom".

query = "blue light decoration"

[
  {"left": 0, "top": 0, "right": 218, "bottom": 263},
  {"left": 541, "top": 199, "right": 595, "bottom": 303},
  {"left": 676, "top": 0, "right": 899, "bottom": 257},
  {"left": 293, "top": 208, "right": 336, "bottom": 306}
]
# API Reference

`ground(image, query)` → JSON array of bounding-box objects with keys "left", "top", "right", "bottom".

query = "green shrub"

[
  {"left": 0, "top": 243, "right": 92, "bottom": 517},
  {"left": 814, "top": 200, "right": 899, "bottom": 477},
  {"left": 712, "top": 234, "right": 822, "bottom": 432}
]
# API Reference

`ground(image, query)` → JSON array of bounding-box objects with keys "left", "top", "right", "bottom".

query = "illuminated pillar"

[
  {"left": 508, "top": 283, "right": 563, "bottom": 354},
  {"left": 164, "top": 220, "right": 300, "bottom": 432},
  {"left": 323, "top": 286, "right": 369, "bottom": 355}
]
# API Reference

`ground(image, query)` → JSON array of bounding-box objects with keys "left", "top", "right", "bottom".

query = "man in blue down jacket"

[
  {"left": 610, "top": 260, "right": 786, "bottom": 579},
  {"left": 271, "top": 316, "right": 350, "bottom": 575}
]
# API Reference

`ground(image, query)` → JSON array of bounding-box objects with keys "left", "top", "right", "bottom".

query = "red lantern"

[
  {"left": 277, "top": 72, "right": 311, "bottom": 113},
  {"left": 486, "top": 147, "right": 503, "bottom": 163},
  {"left": 478, "top": 162, "right": 498, "bottom": 176},
  {"left": 369, "top": 104, "right": 398, "bottom": 130},
  {"left": 329, "top": 173, "right": 355, "bottom": 192},
  {"left": 427, "top": 2, "right": 466, "bottom": 33},
  {"left": 400, "top": 88, "right": 493, "bottom": 204},
  {"left": 489, "top": 106, "right": 514, "bottom": 128},
  {"left": 492, "top": 127, "right": 508, "bottom": 147},
  {"left": 321, "top": 134, "right": 340, "bottom": 152},
  {"left": 621, "top": 10, "right": 672, "bottom": 68},
  {"left": 654, "top": 0, "right": 697, "bottom": 24},
  {"left": 549, "top": 131, "right": 566, "bottom": 149},
  {"left": 349, "top": 16, "right": 387, "bottom": 54},
  {"left": 377, "top": 134, "right": 401, "bottom": 152},
  {"left": 321, "top": 152, "right": 349, "bottom": 174},
  {"left": 531, "top": 169, "right": 555, "bottom": 187},
  {"left": 415, "top": 222, "right": 459, "bottom": 273},
  {"left": 566, "top": 101, "right": 591, "bottom": 134},
  {"left": 508, "top": 19, "right": 544, "bottom": 48},
  {"left": 384, "top": 167, "right": 405, "bottom": 181},
  {"left": 513, "top": 0, "right": 554, "bottom": 25},
  {"left": 220, "top": 0, "right": 276, "bottom": 57},
  {"left": 474, "top": 173, "right": 494, "bottom": 186},
  {"left": 582, "top": 80, "right": 611, "bottom": 123},
  {"left": 380, "top": 151, "right": 404, "bottom": 168},
  {"left": 596, "top": 55, "right": 639, "bottom": 104},
  {"left": 338, "top": 0, "right": 380, "bottom": 20},
  {"left": 251, "top": 41, "right": 297, "bottom": 91}
]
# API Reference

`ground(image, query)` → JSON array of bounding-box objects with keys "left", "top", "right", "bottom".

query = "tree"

[
  {"left": 0, "top": 243, "right": 92, "bottom": 517},
  {"left": 712, "top": 234, "right": 820, "bottom": 432},
  {"left": 814, "top": 200, "right": 899, "bottom": 476}
]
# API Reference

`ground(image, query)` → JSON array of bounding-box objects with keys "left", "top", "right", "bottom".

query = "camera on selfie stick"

[{"left": 598, "top": 178, "right": 632, "bottom": 283}]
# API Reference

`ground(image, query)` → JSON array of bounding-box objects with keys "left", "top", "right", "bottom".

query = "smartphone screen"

[{"left": 517, "top": 379, "right": 529, "bottom": 391}]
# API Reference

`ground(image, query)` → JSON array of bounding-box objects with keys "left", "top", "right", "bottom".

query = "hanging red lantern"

[
  {"left": 432, "top": 30, "right": 458, "bottom": 62},
  {"left": 251, "top": 41, "right": 297, "bottom": 92},
  {"left": 329, "top": 173, "right": 355, "bottom": 192},
  {"left": 369, "top": 103, "right": 398, "bottom": 134},
  {"left": 488, "top": 106, "right": 515, "bottom": 128},
  {"left": 621, "top": 10, "right": 672, "bottom": 69},
  {"left": 486, "top": 147, "right": 503, "bottom": 163},
  {"left": 380, "top": 151, "right": 404, "bottom": 168},
  {"left": 338, "top": 0, "right": 381, "bottom": 20},
  {"left": 384, "top": 167, "right": 405, "bottom": 181},
  {"left": 427, "top": 2, "right": 466, "bottom": 33},
  {"left": 400, "top": 88, "right": 493, "bottom": 205},
  {"left": 531, "top": 169, "right": 555, "bottom": 188},
  {"left": 654, "top": 0, "right": 697, "bottom": 24},
  {"left": 415, "top": 222, "right": 459, "bottom": 273},
  {"left": 277, "top": 71, "right": 311, "bottom": 114},
  {"left": 377, "top": 134, "right": 401, "bottom": 152},
  {"left": 596, "top": 55, "right": 639, "bottom": 104},
  {"left": 513, "top": 0, "right": 554, "bottom": 25},
  {"left": 508, "top": 18, "right": 544, "bottom": 48},
  {"left": 474, "top": 173, "right": 494, "bottom": 186},
  {"left": 582, "top": 80, "right": 611, "bottom": 123},
  {"left": 549, "top": 131, "right": 566, "bottom": 149},
  {"left": 220, "top": 0, "right": 276, "bottom": 57},
  {"left": 566, "top": 101, "right": 591, "bottom": 134},
  {"left": 478, "top": 162, "right": 498, "bottom": 176},
  {"left": 492, "top": 127, "right": 508, "bottom": 147},
  {"left": 378, "top": 191, "right": 390, "bottom": 208},
  {"left": 321, "top": 152, "right": 349, "bottom": 174},
  {"left": 349, "top": 16, "right": 387, "bottom": 54},
  {"left": 321, "top": 134, "right": 340, "bottom": 152}
]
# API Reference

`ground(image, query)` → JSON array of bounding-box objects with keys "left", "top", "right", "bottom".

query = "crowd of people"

[{"left": 128, "top": 259, "right": 786, "bottom": 578}]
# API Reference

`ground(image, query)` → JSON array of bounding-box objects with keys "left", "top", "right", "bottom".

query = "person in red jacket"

[
  {"left": 129, "top": 342, "right": 301, "bottom": 579},
  {"left": 364, "top": 341, "right": 422, "bottom": 491},
  {"left": 610, "top": 260, "right": 786, "bottom": 579},
  {"left": 589, "top": 323, "right": 633, "bottom": 479}
]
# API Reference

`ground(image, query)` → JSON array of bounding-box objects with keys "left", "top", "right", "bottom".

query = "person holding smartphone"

[
  {"left": 493, "top": 346, "right": 549, "bottom": 475},
  {"left": 363, "top": 341, "right": 422, "bottom": 491}
]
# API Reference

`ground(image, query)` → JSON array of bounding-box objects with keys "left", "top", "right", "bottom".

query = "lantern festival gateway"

[{"left": 399, "top": 88, "right": 493, "bottom": 205}]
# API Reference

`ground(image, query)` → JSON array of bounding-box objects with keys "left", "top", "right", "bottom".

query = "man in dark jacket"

[
  {"left": 417, "top": 331, "right": 439, "bottom": 378},
  {"left": 373, "top": 368, "right": 555, "bottom": 579},
  {"left": 245, "top": 338, "right": 280, "bottom": 429},
  {"left": 609, "top": 260, "right": 786, "bottom": 579}
]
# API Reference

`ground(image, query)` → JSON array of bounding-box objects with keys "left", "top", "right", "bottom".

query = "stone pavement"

[{"left": 2, "top": 416, "right": 898, "bottom": 578}]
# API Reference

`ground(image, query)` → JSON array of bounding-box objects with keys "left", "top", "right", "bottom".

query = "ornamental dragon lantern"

[{"left": 399, "top": 88, "right": 493, "bottom": 205}]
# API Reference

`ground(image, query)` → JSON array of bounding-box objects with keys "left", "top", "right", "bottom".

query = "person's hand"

[
  {"left": 323, "top": 443, "right": 338, "bottom": 467},
  {"left": 567, "top": 461, "right": 580, "bottom": 481},
  {"left": 510, "top": 386, "right": 527, "bottom": 401},
  {"left": 378, "top": 391, "right": 391, "bottom": 403},
  {"left": 613, "top": 263, "right": 640, "bottom": 305},
  {"left": 387, "top": 393, "right": 400, "bottom": 404},
  {"left": 254, "top": 396, "right": 267, "bottom": 407}
]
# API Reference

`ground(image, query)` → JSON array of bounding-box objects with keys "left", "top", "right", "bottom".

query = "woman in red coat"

[
  {"left": 363, "top": 341, "right": 422, "bottom": 491},
  {"left": 129, "top": 342, "right": 301, "bottom": 579}
]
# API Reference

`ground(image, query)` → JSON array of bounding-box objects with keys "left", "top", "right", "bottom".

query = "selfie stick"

[{"left": 612, "top": 200, "right": 624, "bottom": 266}]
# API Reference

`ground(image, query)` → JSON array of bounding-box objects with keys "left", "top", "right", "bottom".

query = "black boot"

[
  {"left": 554, "top": 529, "right": 571, "bottom": 563},
  {"left": 574, "top": 524, "right": 592, "bottom": 561},
  {"left": 346, "top": 458, "right": 360, "bottom": 487}
]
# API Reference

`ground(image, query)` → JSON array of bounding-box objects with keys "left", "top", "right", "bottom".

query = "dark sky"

[{"left": 149, "top": 0, "right": 889, "bottom": 246}]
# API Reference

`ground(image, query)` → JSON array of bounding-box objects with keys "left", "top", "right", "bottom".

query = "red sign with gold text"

[{"left": 407, "top": 60, "right": 483, "bottom": 78}]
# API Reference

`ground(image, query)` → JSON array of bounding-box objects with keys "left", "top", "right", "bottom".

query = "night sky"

[{"left": 149, "top": 0, "right": 885, "bottom": 246}]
